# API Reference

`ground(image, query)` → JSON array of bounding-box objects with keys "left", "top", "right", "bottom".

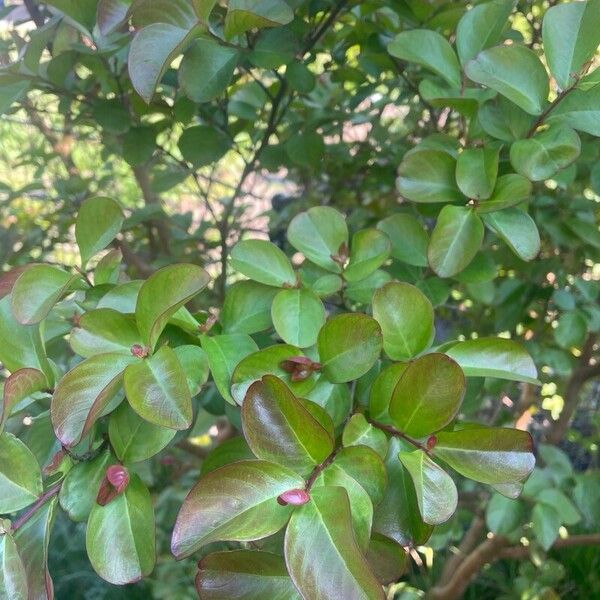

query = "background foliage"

[{"left": 0, "top": 0, "right": 599, "bottom": 598}]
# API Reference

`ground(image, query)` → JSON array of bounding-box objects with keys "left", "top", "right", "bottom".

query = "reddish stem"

[{"left": 11, "top": 483, "right": 62, "bottom": 532}]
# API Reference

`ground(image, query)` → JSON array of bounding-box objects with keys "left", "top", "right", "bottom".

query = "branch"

[
  {"left": 526, "top": 85, "right": 577, "bottom": 137},
  {"left": 23, "top": 0, "right": 45, "bottom": 27},
  {"left": 369, "top": 419, "right": 433, "bottom": 455},
  {"left": 546, "top": 333, "right": 599, "bottom": 444}
]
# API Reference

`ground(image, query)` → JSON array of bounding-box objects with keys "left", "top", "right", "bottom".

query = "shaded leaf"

[
  {"left": 1, "top": 368, "right": 47, "bottom": 432},
  {"left": 377, "top": 213, "right": 428, "bottom": 267},
  {"left": 344, "top": 229, "right": 391, "bottom": 283},
  {"left": 224, "top": 0, "right": 293, "bottom": 39},
  {"left": 483, "top": 209, "right": 540, "bottom": 261}
]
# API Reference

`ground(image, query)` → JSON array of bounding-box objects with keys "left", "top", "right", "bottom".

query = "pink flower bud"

[
  {"left": 106, "top": 465, "right": 129, "bottom": 492},
  {"left": 426, "top": 435, "right": 437, "bottom": 451},
  {"left": 131, "top": 344, "right": 148, "bottom": 358},
  {"left": 277, "top": 488, "right": 310, "bottom": 506}
]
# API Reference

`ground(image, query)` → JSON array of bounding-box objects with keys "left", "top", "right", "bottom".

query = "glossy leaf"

[
  {"left": 373, "top": 438, "right": 433, "bottom": 547},
  {"left": 271, "top": 287, "right": 325, "bottom": 348},
  {"left": 377, "top": 213, "right": 428, "bottom": 267},
  {"left": 0, "top": 432, "right": 43, "bottom": 513},
  {"left": 483, "top": 209, "right": 540, "bottom": 261},
  {"left": 435, "top": 427, "right": 535, "bottom": 484},
  {"left": 97, "top": 0, "right": 130, "bottom": 35},
  {"left": 510, "top": 125, "right": 581, "bottom": 181},
  {"left": 372, "top": 282, "right": 434, "bottom": 361},
  {"left": 485, "top": 493, "right": 525, "bottom": 535},
  {"left": 70, "top": 308, "right": 142, "bottom": 358},
  {"left": 546, "top": 84, "right": 600, "bottom": 135},
  {"left": 396, "top": 149, "right": 461, "bottom": 204},
  {"left": 86, "top": 474, "right": 156, "bottom": 585},
  {"left": 388, "top": 29, "right": 461, "bottom": 88},
  {"left": 221, "top": 281, "right": 278, "bottom": 334},
  {"left": 230, "top": 239, "right": 296, "bottom": 287},
  {"left": 456, "top": 147, "right": 499, "bottom": 200},
  {"left": 51, "top": 352, "right": 136, "bottom": 447},
  {"left": 445, "top": 337, "right": 538, "bottom": 383},
  {"left": 284, "top": 486, "right": 385, "bottom": 600},
  {"left": 174, "top": 344, "right": 210, "bottom": 395},
  {"left": 171, "top": 460, "right": 303, "bottom": 558},
  {"left": 428, "top": 205, "right": 484, "bottom": 277},
  {"left": 11, "top": 265, "right": 79, "bottom": 325},
  {"left": 333, "top": 446, "right": 387, "bottom": 507},
  {"left": 224, "top": 0, "right": 293, "bottom": 39},
  {"left": 180, "top": 38, "right": 239, "bottom": 103},
  {"left": 109, "top": 402, "right": 176, "bottom": 463},
  {"left": 389, "top": 353, "right": 465, "bottom": 437},
  {"left": 317, "top": 313, "right": 383, "bottom": 383},
  {"left": 287, "top": 206, "right": 348, "bottom": 273},
  {"left": 477, "top": 173, "right": 532, "bottom": 213},
  {"left": 59, "top": 450, "right": 113, "bottom": 522},
  {"left": 76, "top": 196, "right": 124, "bottom": 267},
  {"left": 342, "top": 414, "right": 388, "bottom": 459},
  {"left": 465, "top": 45, "right": 549, "bottom": 115},
  {"left": 242, "top": 375, "right": 333, "bottom": 474},
  {"left": 124, "top": 345, "right": 192, "bottom": 430},
  {"left": 366, "top": 534, "right": 407, "bottom": 585},
  {"left": 196, "top": 550, "right": 301, "bottom": 599},
  {"left": 136, "top": 264, "right": 209, "bottom": 349},
  {"left": 344, "top": 229, "right": 391, "bottom": 283},
  {"left": 201, "top": 333, "right": 258, "bottom": 404},
  {"left": 369, "top": 362, "right": 408, "bottom": 424},
  {"left": 542, "top": 0, "right": 600, "bottom": 90},
  {"left": 456, "top": 0, "right": 514, "bottom": 64},
  {"left": 0, "top": 530, "right": 27, "bottom": 600},
  {"left": 0, "top": 368, "right": 47, "bottom": 432},
  {"left": 398, "top": 450, "right": 458, "bottom": 525}
]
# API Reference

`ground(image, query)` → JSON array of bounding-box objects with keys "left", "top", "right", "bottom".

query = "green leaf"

[
  {"left": 45, "top": 0, "right": 97, "bottom": 28},
  {"left": 478, "top": 96, "right": 534, "bottom": 142},
  {"left": 109, "top": 402, "right": 176, "bottom": 463},
  {"left": 0, "top": 432, "right": 43, "bottom": 513},
  {"left": 287, "top": 206, "right": 348, "bottom": 273},
  {"left": 390, "top": 353, "right": 465, "bottom": 437},
  {"left": 231, "top": 344, "right": 317, "bottom": 404},
  {"left": 97, "top": 0, "right": 131, "bottom": 36},
  {"left": 388, "top": 29, "right": 461, "bottom": 88},
  {"left": 124, "top": 345, "right": 192, "bottom": 430},
  {"left": 122, "top": 126, "right": 156, "bottom": 167},
  {"left": 456, "top": 147, "right": 499, "bottom": 200},
  {"left": 428, "top": 206, "right": 484, "bottom": 277},
  {"left": 201, "top": 333, "right": 258, "bottom": 404},
  {"left": 398, "top": 450, "right": 458, "bottom": 525},
  {"left": 242, "top": 375, "right": 333, "bottom": 475},
  {"left": 174, "top": 344, "right": 210, "bottom": 395},
  {"left": 196, "top": 550, "right": 301, "bottom": 599},
  {"left": 377, "top": 213, "right": 428, "bottom": 267},
  {"left": 554, "top": 311, "right": 587, "bottom": 349},
  {"left": 76, "top": 197, "right": 124, "bottom": 268},
  {"left": 286, "top": 62, "right": 316, "bottom": 93},
  {"left": 305, "top": 379, "right": 352, "bottom": 428},
  {"left": 271, "top": 288, "right": 325, "bottom": 348},
  {"left": 445, "top": 337, "right": 538, "bottom": 383},
  {"left": 58, "top": 450, "right": 113, "bottom": 522},
  {"left": 136, "top": 264, "right": 209, "bottom": 349},
  {"left": 231, "top": 239, "right": 296, "bottom": 287},
  {"left": 485, "top": 493, "right": 525, "bottom": 535},
  {"left": 221, "top": 281, "right": 278, "bottom": 334},
  {"left": 284, "top": 486, "right": 384, "bottom": 600},
  {"left": 51, "top": 352, "right": 136, "bottom": 447},
  {"left": 70, "top": 308, "right": 142, "bottom": 358},
  {"left": 465, "top": 45, "right": 549, "bottom": 115},
  {"left": 537, "top": 489, "right": 580, "bottom": 526},
  {"left": 435, "top": 427, "right": 535, "bottom": 484},
  {"left": 366, "top": 534, "right": 408, "bottom": 586},
  {"left": 477, "top": 174, "right": 532, "bottom": 213},
  {"left": 0, "top": 368, "right": 47, "bottom": 432},
  {"left": 373, "top": 438, "right": 433, "bottom": 546},
  {"left": 171, "top": 460, "right": 303, "bottom": 558},
  {"left": 546, "top": 84, "right": 600, "bottom": 135},
  {"left": 224, "top": 0, "right": 293, "bottom": 39},
  {"left": 0, "top": 74, "right": 29, "bottom": 116},
  {"left": 285, "top": 132, "right": 325, "bottom": 169},
  {"left": 372, "top": 282, "right": 434, "bottom": 361},
  {"left": 369, "top": 362, "right": 408, "bottom": 424},
  {"left": 11, "top": 265, "right": 79, "bottom": 325},
  {"left": 344, "top": 229, "right": 391, "bottom": 283},
  {"left": 456, "top": 0, "right": 514, "bottom": 64},
  {"left": 510, "top": 125, "right": 581, "bottom": 181},
  {"left": 317, "top": 314, "right": 383, "bottom": 383},
  {"left": 86, "top": 474, "right": 156, "bottom": 585},
  {"left": 178, "top": 125, "right": 231, "bottom": 167},
  {"left": 0, "top": 297, "right": 52, "bottom": 381},
  {"left": 0, "top": 529, "right": 27, "bottom": 600},
  {"left": 345, "top": 270, "right": 392, "bottom": 305},
  {"left": 396, "top": 149, "right": 461, "bottom": 204},
  {"left": 542, "top": 0, "right": 600, "bottom": 90},
  {"left": 129, "top": 23, "right": 200, "bottom": 102},
  {"left": 179, "top": 38, "right": 239, "bottom": 102},
  {"left": 342, "top": 414, "right": 388, "bottom": 459},
  {"left": 532, "top": 503, "right": 560, "bottom": 551},
  {"left": 13, "top": 497, "right": 56, "bottom": 600},
  {"left": 250, "top": 28, "right": 298, "bottom": 69},
  {"left": 483, "top": 209, "right": 540, "bottom": 261}
]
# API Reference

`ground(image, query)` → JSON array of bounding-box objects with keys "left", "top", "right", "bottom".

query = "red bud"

[
  {"left": 97, "top": 465, "right": 130, "bottom": 506},
  {"left": 277, "top": 488, "right": 310, "bottom": 506},
  {"left": 131, "top": 344, "right": 148, "bottom": 358},
  {"left": 426, "top": 435, "right": 437, "bottom": 451}
]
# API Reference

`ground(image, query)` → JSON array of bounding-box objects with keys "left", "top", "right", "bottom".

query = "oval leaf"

[
  {"left": 230, "top": 239, "right": 296, "bottom": 287},
  {"left": 271, "top": 287, "right": 325, "bottom": 348}
]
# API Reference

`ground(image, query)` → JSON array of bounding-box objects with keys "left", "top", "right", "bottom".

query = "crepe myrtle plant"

[{"left": 0, "top": 199, "right": 538, "bottom": 598}]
